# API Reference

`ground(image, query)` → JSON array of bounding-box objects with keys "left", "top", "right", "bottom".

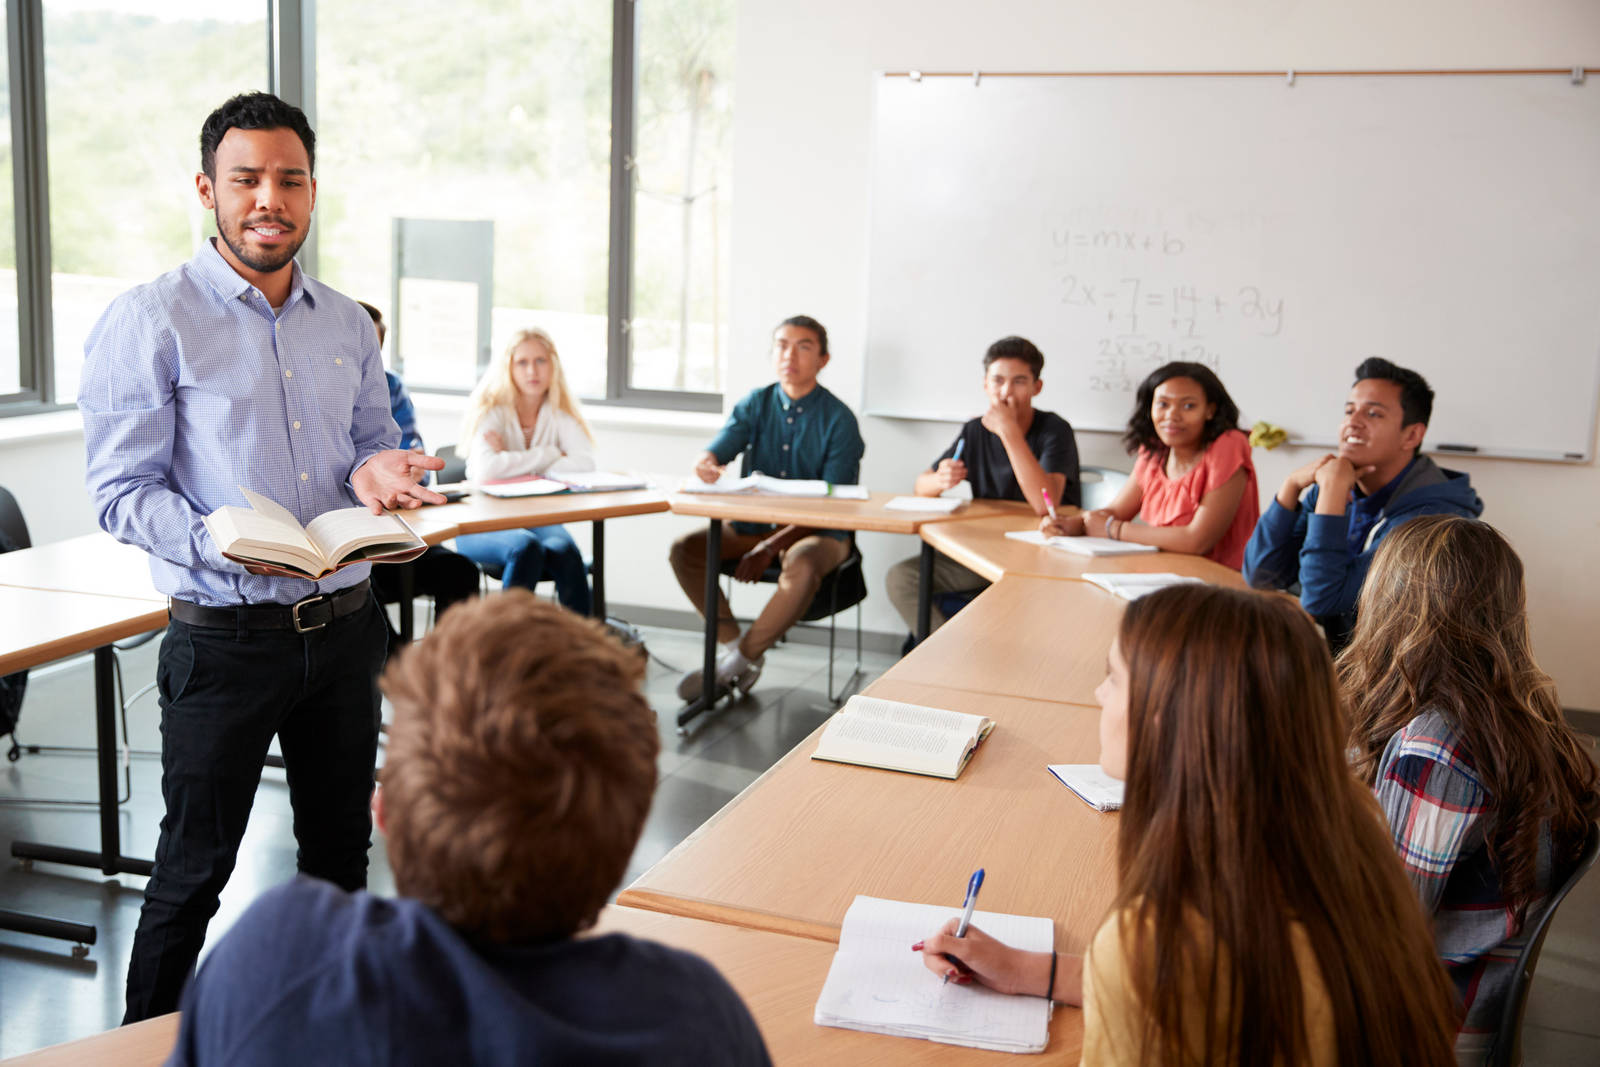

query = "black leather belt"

[{"left": 168, "top": 580, "right": 372, "bottom": 633}]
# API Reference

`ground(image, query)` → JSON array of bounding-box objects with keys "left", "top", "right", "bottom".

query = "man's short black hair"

[
  {"left": 200, "top": 92, "right": 316, "bottom": 181},
  {"left": 983, "top": 336, "right": 1044, "bottom": 379},
  {"left": 1353, "top": 357, "right": 1433, "bottom": 428},
  {"left": 777, "top": 315, "right": 828, "bottom": 356},
  {"left": 356, "top": 301, "right": 383, "bottom": 325}
]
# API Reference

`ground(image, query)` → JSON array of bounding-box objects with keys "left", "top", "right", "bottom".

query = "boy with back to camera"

[{"left": 169, "top": 591, "right": 771, "bottom": 1066}]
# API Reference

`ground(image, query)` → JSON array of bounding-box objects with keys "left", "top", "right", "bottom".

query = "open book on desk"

[
  {"left": 203, "top": 488, "right": 425, "bottom": 580},
  {"left": 1004, "top": 529, "right": 1158, "bottom": 557},
  {"left": 677, "top": 472, "right": 870, "bottom": 500},
  {"left": 815, "top": 895, "right": 1053, "bottom": 1053},
  {"left": 810, "top": 694, "right": 994, "bottom": 780},
  {"left": 477, "top": 471, "right": 651, "bottom": 498}
]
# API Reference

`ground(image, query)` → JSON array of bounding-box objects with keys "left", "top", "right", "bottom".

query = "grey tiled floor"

[{"left": 3, "top": 622, "right": 1599, "bottom": 1061}]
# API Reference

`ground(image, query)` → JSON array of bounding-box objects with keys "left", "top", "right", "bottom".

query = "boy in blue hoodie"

[{"left": 1243, "top": 358, "right": 1483, "bottom": 649}]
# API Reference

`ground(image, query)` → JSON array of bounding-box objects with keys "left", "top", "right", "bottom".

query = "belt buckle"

[{"left": 291, "top": 594, "right": 329, "bottom": 633}]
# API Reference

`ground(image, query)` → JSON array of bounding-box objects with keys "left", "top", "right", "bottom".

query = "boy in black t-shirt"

[{"left": 885, "top": 336, "right": 1080, "bottom": 642}]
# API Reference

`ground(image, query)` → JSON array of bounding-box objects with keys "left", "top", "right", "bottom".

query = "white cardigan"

[{"left": 464, "top": 405, "right": 597, "bottom": 482}]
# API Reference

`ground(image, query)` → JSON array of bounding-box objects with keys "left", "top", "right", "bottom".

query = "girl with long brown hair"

[
  {"left": 918, "top": 585, "right": 1457, "bottom": 1064},
  {"left": 1341, "top": 514, "right": 1600, "bottom": 1062}
]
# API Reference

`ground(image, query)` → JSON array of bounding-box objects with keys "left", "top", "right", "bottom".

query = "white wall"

[{"left": 7, "top": 0, "right": 1598, "bottom": 705}]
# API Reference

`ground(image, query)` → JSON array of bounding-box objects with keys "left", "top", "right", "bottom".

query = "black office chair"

[
  {"left": 720, "top": 534, "right": 867, "bottom": 702},
  {"left": 435, "top": 443, "right": 468, "bottom": 486},
  {"left": 0, "top": 487, "right": 30, "bottom": 756},
  {"left": 1488, "top": 819, "right": 1600, "bottom": 1067}
]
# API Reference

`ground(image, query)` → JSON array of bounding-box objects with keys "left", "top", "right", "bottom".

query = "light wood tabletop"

[
  {"left": 0, "top": 534, "right": 164, "bottom": 602},
  {"left": 919, "top": 513, "right": 1251, "bottom": 587},
  {"left": 618, "top": 680, "right": 1117, "bottom": 958},
  {"left": 0, "top": 1014, "right": 178, "bottom": 1067},
  {"left": 879, "top": 575, "right": 1126, "bottom": 706},
  {"left": 667, "top": 491, "right": 1027, "bottom": 535},
  {"left": 416, "top": 488, "right": 669, "bottom": 537},
  {"left": 593, "top": 905, "right": 1085, "bottom": 1064},
  {"left": 0, "top": 587, "right": 168, "bottom": 675}
]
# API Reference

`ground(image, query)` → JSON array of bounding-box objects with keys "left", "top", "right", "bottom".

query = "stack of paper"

[
  {"left": 557, "top": 471, "right": 651, "bottom": 491},
  {"left": 884, "top": 496, "right": 964, "bottom": 513},
  {"left": 677, "top": 473, "right": 870, "bottom": 500},
  {"left": 815, "top": 895, "right": 1053, "bottom": 1053},
  {"left": 1047, "top": 764, "right": 1125, "bottom": 811},
  {"left": 1003, "top": 530, "right": 1159, "bottom": 557},
  {"left": 1082, "top": 572, "right": 1203, "bottom": 600},
  {"left": 476, "top": 477, "right": 569, "bottom": 498}
]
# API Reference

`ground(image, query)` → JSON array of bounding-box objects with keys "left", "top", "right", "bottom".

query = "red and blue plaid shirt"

[{"left": 1374, "top": 708, "right": 1552, "bottom": 1065}]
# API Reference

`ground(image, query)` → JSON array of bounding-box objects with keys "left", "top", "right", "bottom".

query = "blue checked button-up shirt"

[
  {"left": 707, "top": 382, "right": 864, "bottom": 538},
  {"left": 79, "top": 239, "right": 400, "bottom": 607}
]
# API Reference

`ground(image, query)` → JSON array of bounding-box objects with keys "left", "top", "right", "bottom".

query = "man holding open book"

[{"left": 78, "top": 92, "right": 443, "bottom": 1023}]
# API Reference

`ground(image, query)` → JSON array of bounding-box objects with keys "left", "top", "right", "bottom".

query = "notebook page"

[
  {"left": 1048, "top": 764, "right": 1125, "bottom": 811},
  {"left": 815, "top": 895, "right": 1053, "bottom": 1052}
]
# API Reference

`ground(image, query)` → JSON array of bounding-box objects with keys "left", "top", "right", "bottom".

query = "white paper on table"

[
  {"left": 884, "top": 496, "right": 963, "bottom": 513},
  {"left": 1047, "top": 763, "right": 1125, "bottom": 811},
  {"left": 1003, "top": 530, "right": 1159, "bottom": 556},
  {"left": 1082, "top": 572, "right": 1203, "bottom": 600}
]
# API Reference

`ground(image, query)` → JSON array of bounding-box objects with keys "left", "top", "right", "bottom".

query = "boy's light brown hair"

[{"left": 379, "top": 590, "right": 659, "bottom": 943}]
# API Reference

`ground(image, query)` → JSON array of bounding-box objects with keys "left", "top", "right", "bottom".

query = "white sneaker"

[{"left": 717, "top": 652, "right": 764, "bottom": 697}]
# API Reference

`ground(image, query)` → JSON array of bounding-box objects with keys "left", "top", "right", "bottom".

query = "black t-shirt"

[{"left": 932, "top": 409, "right": 1081, "bottom": 505}]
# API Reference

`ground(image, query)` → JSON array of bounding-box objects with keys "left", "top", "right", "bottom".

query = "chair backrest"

[
  {"left": 1488, "top": 819, "right": 1600, "bottom": 1067},
  {"left": 1079, "top": 465, "right": 1130, "bottom": 512},
  {"left": 0, "top": 486, "right": 30, "bottom": 551},
  {"left": 436, "top": 444, "right": 468, "bottom": 485},
  {"left": 719, "top": 536, "right": 866, "bottom": 622}
]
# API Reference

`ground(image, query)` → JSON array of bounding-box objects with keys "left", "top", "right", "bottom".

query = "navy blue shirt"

[
  {"left": 1345, "top": 456, "right": 1414, "bottom": 555},
  {"left": 169, "top": 879, "right": 771, "bottom": 1067},
  {"left": 707, "top": 382, "right": 864, "bottom": 537}
]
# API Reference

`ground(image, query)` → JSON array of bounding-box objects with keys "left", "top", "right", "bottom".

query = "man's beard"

[{"left": 215, "top": 208, "right": 307, "bottom": 274}]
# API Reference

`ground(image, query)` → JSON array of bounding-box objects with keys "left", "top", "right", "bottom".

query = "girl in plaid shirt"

[{"left": 1342, "top": 515, "right": 1600, "bottom": 1064}]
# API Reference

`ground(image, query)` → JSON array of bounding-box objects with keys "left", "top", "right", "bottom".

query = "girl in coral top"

[{"left": 1042, "top": 362, "right": 1258, "bottom": 569}]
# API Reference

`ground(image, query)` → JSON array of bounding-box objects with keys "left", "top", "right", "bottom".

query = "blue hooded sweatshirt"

[{"left": 1242, "top": 453, "right": 1483, "bottom": 643}]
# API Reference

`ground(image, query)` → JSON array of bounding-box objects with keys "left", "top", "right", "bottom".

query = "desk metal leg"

[
  {"left": 0, "top": 907, "right": 96, "bottom": 951},
  {"left": 591, "top": 519, "right": 606, "bottom": 621},
  {"left": 915, "top": 542, "right": 934, "bottom": 647},
  {"left": 10, "top": 646, "right": 155, "bottom": 879},
  {"left": 676, "top": 519, "right": 723, "bottom": 730},
  {"left": 397, "top": 562, "right": 416, "bottom": 645}
]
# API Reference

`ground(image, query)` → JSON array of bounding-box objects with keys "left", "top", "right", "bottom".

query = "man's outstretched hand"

[{"left": 352, "top": 449, "right": 447, "bottom": 513}]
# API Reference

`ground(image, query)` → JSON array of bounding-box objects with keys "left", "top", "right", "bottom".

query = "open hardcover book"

[
  {"left": 811, "top": 695, "right": 995, "bottom": 780},
  {"left": 815, "top": 895, "right": 1053, "bottom": 1053},
  {"left": 677, "top": 472, "right": 870, "bottom": 500},
  {"left": 203, "top": 488, "right": 426, "bottom": 579}
]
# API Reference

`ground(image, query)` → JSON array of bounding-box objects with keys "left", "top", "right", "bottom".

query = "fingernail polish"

[{"left": 956, "top": 975, "right": 972, "bottom": 985}]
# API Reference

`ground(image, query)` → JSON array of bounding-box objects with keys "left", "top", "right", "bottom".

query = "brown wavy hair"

[
  {"left": 1111, "top": 585, "right": 1457, "bottom": 1065},
  {"left": 1341, "top": 515, "right": 1600, "bottom": 927},
  {"left": 379, "top": 590, "right": 659, "bottom": 943}
]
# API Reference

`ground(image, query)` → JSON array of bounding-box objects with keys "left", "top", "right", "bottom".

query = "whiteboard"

[{"left": 863, "top": 74, "right": 1600, "bottom": 461}]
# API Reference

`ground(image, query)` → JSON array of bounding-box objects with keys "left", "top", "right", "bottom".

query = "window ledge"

[{"left": 0, "top": 409, "right": 84, "bottom": 445}]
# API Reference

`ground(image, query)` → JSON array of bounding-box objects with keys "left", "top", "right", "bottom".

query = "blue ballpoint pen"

[{"left": 943, "top": 868, "right": 985, "bottom": 984}]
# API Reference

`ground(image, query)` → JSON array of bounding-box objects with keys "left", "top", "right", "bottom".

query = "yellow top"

[{"left": 1081, "top": 908, "right": 1337, "bottom": 1066}]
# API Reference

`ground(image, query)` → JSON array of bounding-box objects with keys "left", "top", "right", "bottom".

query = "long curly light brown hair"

[{"left": 1340, "top": 514, "right": 1599, "bottom": 928}]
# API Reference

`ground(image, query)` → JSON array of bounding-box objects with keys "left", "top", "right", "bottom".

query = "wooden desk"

[
  {"left": 880, "top": 576, "right": 1125, "bottom": 707},
  {"left": 920, "top": 513, "right": 1249, "bottom": 587},
  {"left": 0, "top": 1014, "right": 178, "bottom": 1066},
  {"left": 619, "top": 681, "right": 1117, "bottom": 957},
  {"left": 666, "top": 493, "right": 1029, "bottom": 728},
  {"left": 594, "top": 906, "right": 1084, "bottom": 1064},
  {"left": 0, "top": 534, "right": 163, "bottom": 603}
]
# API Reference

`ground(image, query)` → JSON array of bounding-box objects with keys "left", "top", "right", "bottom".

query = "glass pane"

[
  {"left": 630, "top": 0, "right": 734, "bottom": 395},
  {"left": 316, "top": 0, "right": 612, "bottom": 401},
  {"left": 0, "top": 7, "right": 19, "bottom": 397},
  {"left": 44, "top": 0, "right": 267, "bottom": 402}
]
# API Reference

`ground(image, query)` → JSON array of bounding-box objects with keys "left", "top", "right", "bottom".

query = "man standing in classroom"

[{"left": 78, "top": 92, "right": 443, "bottom": 1022}]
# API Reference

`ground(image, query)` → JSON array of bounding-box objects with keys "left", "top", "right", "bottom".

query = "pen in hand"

[
  {"left": 943, "top": 868, "right": 985, "bottom": 985},
  {"left": 1040, "top": 487, "right": 1059, "bottom": 524}
]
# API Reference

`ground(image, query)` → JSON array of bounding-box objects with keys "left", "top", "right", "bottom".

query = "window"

[
  {"left": 626, "top": 0, "right": 735, "bottom": 401},
  {"left": 43, "top": 0, "right": 267, "bottom": 403},
  {"left": 1, "top": 0, "right": 728, "bottom": 415}
]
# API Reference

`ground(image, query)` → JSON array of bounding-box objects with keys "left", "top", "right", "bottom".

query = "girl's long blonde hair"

[{"left": 460, "top": 327, "right": 594, "bottom": 445}]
